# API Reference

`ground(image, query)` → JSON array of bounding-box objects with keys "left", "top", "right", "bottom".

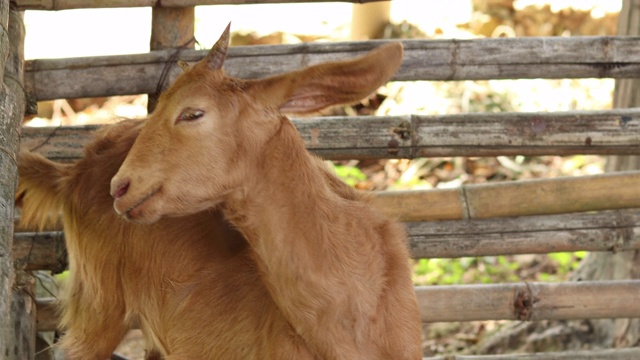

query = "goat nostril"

[{"left": 113, "top": 180, "right": 130, "bottom": 199}]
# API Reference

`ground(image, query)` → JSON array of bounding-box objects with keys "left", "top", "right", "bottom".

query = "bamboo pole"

[
  {"left": 15, "top": 0, "right": 388, "bottom": 10},
  {"left": 0, "top": 0, "right": 13, "bottom": 355},
  {"left": 351, "top": 1, "right": 390, "bottom": 40},
  {"left": 417, "top": 280, "right": 640, "bottom": 323},
  {"left": 148, "top": 5, "right": 194, "bottom": 112},
  {"left": 0, "top": 0, "right": 7, "bottom": 82},
  {"left": 406, "top": 209, "right": 640, "bottom": 258},
  {"left": 424, "top": 347, "right": 640, "bottom": 360},
  {"left": 10, "top": 158, "right": 640, "bottom": 223},
  {"left": 14, "top": 209, "right": 640, "bottom": 270},
  {"left": 1, "top": 3, "right": 33, "bottom": 359},
  {"left": 373, "top": 171, "right": 640, "bottom": 221},
  {"left": 34, "top": 280, "right": 640, "bottom": 331},
  {"left": 18, "top": 109, "right": 640, "bottom": 161},
  {"left": 24, "top": 36, "right": 640, "bottom": 101}
]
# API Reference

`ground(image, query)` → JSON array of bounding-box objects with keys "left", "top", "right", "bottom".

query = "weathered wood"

[
  {"left": 406, "top": 209, "right": 640, "bottom": 258},
  {"left": 11, "top": 273, "right": 35, "bottom": 360},
  {"left": 14, "top": 209, "right": 640, "bottom": 271},
  {"left": 0, "top": 0, "right": 12, "bottom": 355},
  {"left": 34, "top": 280, "right": 640, "bottom": 331},
  {"left": 19, "top": 109, "right": 640, "bottom": 161},
  {"left": 583, "top": 0, "right": 640, "bottom": 348},
  {"left": 15, "top": 0, "right": 387, "bottom": 10},
  {"left": 417, "top": 280, "right": 640, "bottom": 323},
  {"left": 424, "top": 347, "right": 640, "bottom": 360},
  {"left": 0, "top": 1, "right": 7, "bottom": 83},
  {"left": 24, "top": 36, "right": 640, "bottom": 101},
  {"left": 34, "top": 298, "right": 56, "bottom": 335},
  {"left": 1, "top": 6, "right": 34, "bottom": 359},
  {"left": 12, "top": 232, "right": 67, "bottom": 273},
  {"left": 148, "top": 5, "right": 194, "bottom": 112}
]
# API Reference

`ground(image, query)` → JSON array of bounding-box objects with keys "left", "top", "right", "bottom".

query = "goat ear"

[
  {"left": 17, "top": 151, "right": 68, "bottom": 231},
  {"left": 204, "top": 22, "right": 231, "bottom": 70},
  {"left": 262, "top": 42, "right": 403, "bottom": 114}
]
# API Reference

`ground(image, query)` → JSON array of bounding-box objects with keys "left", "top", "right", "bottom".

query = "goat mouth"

[{"left": 120, "top": 187, "right": 161, "bottom": 220}]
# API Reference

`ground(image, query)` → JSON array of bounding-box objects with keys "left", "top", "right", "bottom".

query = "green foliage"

[
  {"left": 538, "top": 251, "right": 586, "bottom": 282},
  {"left": 331, "top": 163, "right": 367, "bottom": 187},
  {"left": 413, "top": 256, "right": 521, "bottom": 285},
  {"left": 55, "top": 270, "right": 70, "bottom": 284},
  {"left": 413, "top": 252, "right": 586, "bottom": 286}
]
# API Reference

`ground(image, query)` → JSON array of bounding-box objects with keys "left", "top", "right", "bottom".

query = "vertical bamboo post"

[
  {"left": 0, "top": 1, "right": 32, "bottom": 358},
  {"left": 584, "top": 0, "right": 640, "bottom": 347},
  {"left": 350, "top": 1, "right": 391, "bottom": 40},
  {"left": 147, "top": 5, "right": 194, "bottom": 113},
  {"left": 0, "top": 0, "right": 12, "bottom": 355}
]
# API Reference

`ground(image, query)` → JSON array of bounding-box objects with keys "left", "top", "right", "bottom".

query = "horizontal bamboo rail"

[
  {"left": 407, "top": 209, "right": 640, "bottom": 258},
  {"left": 12, "top": 232, "right": 66, "bottom": 273},
  {"left": 373, "top": 171, "right": 640, "bottom": 221},
  {"left": 16, "top": 0, "right": 386, "bottom": 10},
  {"left": 14, "top": 209, "right": 640, "bottom": 271},
  {"left": 25, "top": 36, "right": 640, "bottom": 101},
  {"left": 424, "top": 348, "right": 640, "bottom": 360},
  {"left": 418, "top": 280, "right": 640, "bottom": 323},
  {"left": 34, "top": 280, "right": 640, "bottom": 331},
  {"left": 19, "top": 109, "right": 640, "bottom": 161}
]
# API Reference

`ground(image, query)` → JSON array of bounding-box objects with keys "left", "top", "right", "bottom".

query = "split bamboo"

[
  {"left": 18, "top": 109, "right": 640, "bottom": 161},
  {"left": 15, "top": 0, "right": 387, "bottom": 10},
  {"left": 24, "top": 36, "right": 640, "bottom": 101}
]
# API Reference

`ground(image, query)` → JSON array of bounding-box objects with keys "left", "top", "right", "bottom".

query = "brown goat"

[
  {"left": 18, "top": 119, "right": 318, "bottom": 359},
  {"left": 111, "top": 25, "right": 423, "bottom": 359}
]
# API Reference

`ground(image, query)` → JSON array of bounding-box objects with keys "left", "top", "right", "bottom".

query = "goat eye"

[{"left": 177, "top": 110, "right": 204, "bottom": 122}]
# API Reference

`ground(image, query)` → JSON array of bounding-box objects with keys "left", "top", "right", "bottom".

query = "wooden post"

[
  {"left": 581, "top": 0, "right": 640, "bottom": 348},
  {"left": 351, "top": 1, "right": 391, "bottom": 40},
  {"left": 0, "top": 0, "right": 12, "bottom": 356},
  {"left": 0, "top": 1, "right": 32, "bottom": 358},
  {"left": 147, "top": 5, "right": 194, "bottom": 113}
]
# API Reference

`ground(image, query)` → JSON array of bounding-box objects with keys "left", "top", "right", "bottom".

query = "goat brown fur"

[
  {"left": 111, "top": 25, "right": 423, "bottom": 359},
  {"left": 18, "top": 119, "right": 318, "bottom": 359}
]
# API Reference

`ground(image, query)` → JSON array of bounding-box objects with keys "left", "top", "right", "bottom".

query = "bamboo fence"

[
  {"left": 24, "top": 36, "right": 640, "bottom": 101},
  {"left": 8, "top": 0, "right": 640, "bottom": 359}
]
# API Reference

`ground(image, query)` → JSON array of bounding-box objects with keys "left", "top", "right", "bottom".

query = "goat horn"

[
  {"left": 177, "top": 60, "right": 190, "bottom": 72},
  {"left": 206, "top": 22, "right": 231, "bottom": 70}
]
